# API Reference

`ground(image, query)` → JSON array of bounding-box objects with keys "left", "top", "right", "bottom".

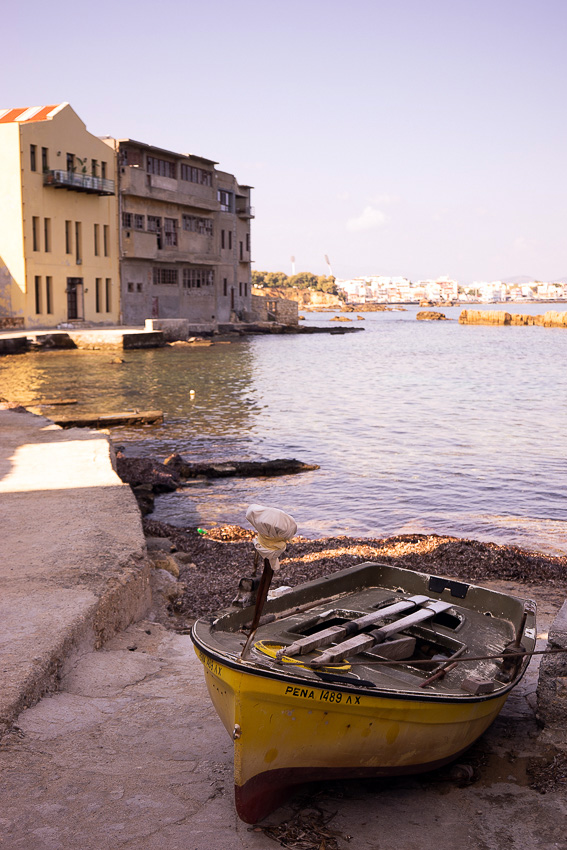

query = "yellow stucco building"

[{"left": 0, "top": 103, "right": 119, "bottom": 328}]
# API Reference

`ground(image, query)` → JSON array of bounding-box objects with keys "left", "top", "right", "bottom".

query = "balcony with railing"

[
  {"left": 44, "top": 170, "right": 115, "bottom": 196},
  {"left": 236, "top": 203, "right": 255, "bottom": 219}
]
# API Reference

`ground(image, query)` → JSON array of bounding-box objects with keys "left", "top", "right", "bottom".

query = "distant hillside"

[
  {"left": 502, "top": 274, "right": 567, "bottom": 284},
  {"left": 501, "top": 275, "right": 537, "bottom": 284}
]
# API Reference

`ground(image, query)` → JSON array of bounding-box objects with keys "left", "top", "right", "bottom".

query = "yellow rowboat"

[{"left": 192, "top": 559, "right": 536, "bottom": 823}]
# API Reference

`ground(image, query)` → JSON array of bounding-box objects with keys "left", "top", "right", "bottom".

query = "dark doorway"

[
  {"left": 66, "top": 277, "right": 83, "bottom": 320},
  {"left": 231, "top": 287, "right": 235, "bottom": 310}
]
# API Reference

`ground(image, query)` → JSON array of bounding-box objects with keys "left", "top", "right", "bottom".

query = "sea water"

[{"left": 1, "top": 303, "right": 565, "bottom": 553}]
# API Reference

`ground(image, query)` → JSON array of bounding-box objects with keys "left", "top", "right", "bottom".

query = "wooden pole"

[{"left": 240, "top": 559, "right": 274, "bottom": 660}]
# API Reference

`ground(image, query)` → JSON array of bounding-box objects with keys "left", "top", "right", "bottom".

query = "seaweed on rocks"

[{"left": 141, "top": 519, "right": 567, "bottom": 621}]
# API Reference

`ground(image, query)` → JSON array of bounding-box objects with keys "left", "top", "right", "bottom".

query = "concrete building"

[
  {"left": 0, "top": 103, "right": 119, "bottom": 328},
  {"left": 104, "top": 138, "right": 253, "bottom": 326}
]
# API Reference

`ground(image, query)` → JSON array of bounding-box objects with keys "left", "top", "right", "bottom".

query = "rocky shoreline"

[{"left": 140, "top": 517, "right": 567, "bottom": 624}]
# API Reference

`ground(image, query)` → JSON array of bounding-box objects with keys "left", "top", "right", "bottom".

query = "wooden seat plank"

[
  {"left": 278, "top": 594, "right": 431, "bottom": 660},
  {"left": 311, "top": 600, "right": 453, "bottom": 667}
]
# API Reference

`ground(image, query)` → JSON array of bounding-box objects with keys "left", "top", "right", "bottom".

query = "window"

[
  {"left": 101, "top": 161, "right": 107, "bottom": 180},
  {"left": 147, "top": 156, "right": 176, "bottom": 179},
  {"left": 221, "top": 230, "right": 225, "bottom": 249},
  {"left": 148, "top": 216, "right": 163, "bottom": 248},
  {"left": 218, "top": 189, "right": 233, "bottom": 212},
  {"left": 103, "top": 225, "right": 109, "bottom": 257},
  {"left": 164, "top": 218, "right": 178, "bottom": 247},
  {"left": 94, "top": 223, "right": 100, "bottom": 255},
  {"left": 75, "top": 221, "right": 82, "bottom": 264},
  {"left": 246, "top": 233, "right": 250, "bottom": 252},
  {"left": 148, "top": 215, "right": 162, "bottom": 248},
  {"left": 127, "top": 282, "right": 134, "bottom": 293},
  {"left": 182, "top": 214, "right": 212, "bottom": 235},
  {"left": 34, "top": 276, "right": 41, "bottom": 313},
  {"left": 134, "top": 214, "right": 145, "bottom": 230},
  {"left": 65, "top": 221, "right": 72, "bottom": 254},
  {"left": 228, "top": 231, "right": 232, "bottom": 250},
  {"left": 244, "top": 282, "right": 248, "bottom": 297},
  {"left": 32, "top": 217, "right": 39, "bottom": 251},
  {"left": 95, "top": 278, "right": 101, "bottom": 312},
  {"left": 153, "top": 268, "right": 178, "bottom": 285},
  {"left": 239, "top": 282, "right": 242, "bottom": 297},
  {"left": 105, "top": 279, "right": 111, "bottom": 312},
  {"left": 180, "top": 163, "right": 212, "bottom": 186},
  {"left": 44, "top": 218, "right": 51, "bottom": 252},
  {"left": 91, "top": 159, "right": 98, "bottom": 177},
  {"left": 66, "top": 153, "right": 75, "bottom": 172},
  {"left": 46, "top": 277, "right": 53, "bottom": 314},
  {"left": 223, "top": 278, "right": 228, "bottom": 297},
  {"left": 240, "top": 241, "right": 243, "bottom": 260},
  {"left": 182, "top": 268, "right": 214, "bottom": 289},
  {"left": 30, "top": 145, "right": 37, "bottom": 172},
  {"left": 136, "top": 283, "right": 143, "bottom": 292},
  {"left": 122, "top": 212, "right": 132, "bottom": 229},
  {"left": 42, "top": 148, "right": 48, "bottom": 172}
]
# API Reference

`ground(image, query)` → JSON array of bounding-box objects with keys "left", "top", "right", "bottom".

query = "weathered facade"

[
  {"left": 104, "top": 138, "right": 253, "bottom": 326},
  {"left": 0, "top": 104, "right": 120, "bottom": 328}
]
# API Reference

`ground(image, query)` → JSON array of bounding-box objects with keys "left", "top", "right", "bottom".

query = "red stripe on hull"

[{"left": 234, "top": 744, "right": 473, "bottom": 823}]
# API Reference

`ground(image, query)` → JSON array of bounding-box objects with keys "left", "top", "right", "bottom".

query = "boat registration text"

[{"left": 284, "top": 685, "right": 361, "bottom": 705}]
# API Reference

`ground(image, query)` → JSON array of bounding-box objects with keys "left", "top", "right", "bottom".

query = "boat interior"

[{"left": 198, "top": 562, "right": 537, "bottom": 698}]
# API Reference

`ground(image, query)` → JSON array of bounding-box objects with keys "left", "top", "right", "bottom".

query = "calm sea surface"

[{"left": 1, "top": 303, "right": 566, "bottom": 554}]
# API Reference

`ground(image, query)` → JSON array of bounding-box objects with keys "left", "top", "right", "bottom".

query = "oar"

[{"left": 240, "top": 558, "right": 274, "bottom": 661}]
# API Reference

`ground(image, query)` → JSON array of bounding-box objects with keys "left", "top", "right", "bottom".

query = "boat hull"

[{"left": 195, "top": 644, "right": 508, "bottom": 823}]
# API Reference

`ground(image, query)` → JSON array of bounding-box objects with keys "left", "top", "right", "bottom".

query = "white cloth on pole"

[{"left": 245, "top": 504, "right": 298, "bottom": 571}]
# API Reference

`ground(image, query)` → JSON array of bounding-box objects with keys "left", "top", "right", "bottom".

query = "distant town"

[
  {"left": 251, "top": 271, "right": 567, "bottom": 306},
  {"left": 334, "top": 275, "right": 567, "bottom": 304}
]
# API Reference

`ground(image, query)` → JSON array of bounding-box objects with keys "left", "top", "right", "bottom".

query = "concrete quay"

[
  {"left": 1, "top": 406, "right": 567, "bottom": 849},
  {"left": 0, "top": 405, "right": 150, "bottom": 733},
  {"left": 0, "top": 327, "right": 165, "bottom": 354}
]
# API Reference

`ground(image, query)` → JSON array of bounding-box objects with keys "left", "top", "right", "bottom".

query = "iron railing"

[{"left": 44, "top": 170, "right": 115, "bottom": 195}]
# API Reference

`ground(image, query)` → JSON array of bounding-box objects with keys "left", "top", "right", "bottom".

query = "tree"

[
  {"left": 252, "top": 271, "right": 338, "bottom": 294},
  {"left": 289, "top": 272, "right": 319, "bottom": 289},
  {"left": 317, "top": 275, "right": 337, "bottom": 294},
  {"left": 251, "top": 270, "right": 267, "bottom": 287},
  {"left": 264, "top": 271, "right": 289, "bottom": 288}
]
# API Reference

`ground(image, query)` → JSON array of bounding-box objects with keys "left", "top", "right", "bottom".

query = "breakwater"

[{"left": 460, "top": 309, "right": 567, "bottom": 327}]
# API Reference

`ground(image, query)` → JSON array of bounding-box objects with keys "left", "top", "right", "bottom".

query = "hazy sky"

[{"left": 3, "top": 0, "right": 566, "bottom": 283}]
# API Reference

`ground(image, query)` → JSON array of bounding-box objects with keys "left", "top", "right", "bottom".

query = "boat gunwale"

[{"left": 190, "top": 633, "right": 531, "bottom": 705}]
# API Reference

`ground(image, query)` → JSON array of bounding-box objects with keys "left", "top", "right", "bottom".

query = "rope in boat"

[{"left": 254, "top": 640, "right": 352, "bottom": 672}]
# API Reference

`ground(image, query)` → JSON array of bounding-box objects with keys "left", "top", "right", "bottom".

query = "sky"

[{"left": 3, "top": 0, "right": 566, "bottom": 284}]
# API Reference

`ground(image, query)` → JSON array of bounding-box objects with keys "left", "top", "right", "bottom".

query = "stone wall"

[
  {"left": 537, "top": 600, "right": 567, "bottom": 726},
  {"left": 0, "top": 317, "right": 24, "bottom": 330},
  {"left": 251, "top": 294, "right": 298, "bottom": 326}
]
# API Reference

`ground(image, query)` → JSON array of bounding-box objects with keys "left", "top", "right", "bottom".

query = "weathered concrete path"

[{"left": 0, "top": 406, "right": 149, "bottom": 733}]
